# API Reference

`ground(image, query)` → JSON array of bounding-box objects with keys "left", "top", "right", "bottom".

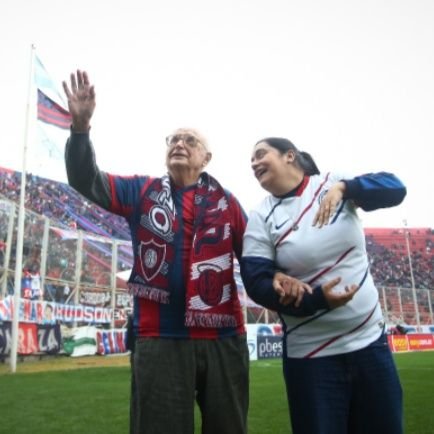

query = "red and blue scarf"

[{"left": 128, "top": 172, "right": 239, "bottom": 328}]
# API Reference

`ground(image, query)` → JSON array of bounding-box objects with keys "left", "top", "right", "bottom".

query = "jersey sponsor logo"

[
  {"left": 275, "top": 218, "right": 290, "bottom": 230},
  {"left": 139, "top": 239, "right": 166, "bottom": 281}
]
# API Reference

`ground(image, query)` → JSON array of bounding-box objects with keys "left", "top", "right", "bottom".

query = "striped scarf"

[{"left": 128, "top": 172, "right": 239, "bottom": 328}]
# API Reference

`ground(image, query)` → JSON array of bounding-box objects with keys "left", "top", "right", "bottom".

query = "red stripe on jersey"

[
  {"left": 307, "top": 246, "right": 355, "bottom": 285},
  {"left": 276, "top": 173, "right": 330, "bottom": 247},
  {"left": 108, "top": 175, "right": 121, "bottom": 213},
  {"left": 137, "top": 297, "right": 161, "bottom": 336},
  {"left": 303, "top": 304, "right": 378, "bottom": 358}
]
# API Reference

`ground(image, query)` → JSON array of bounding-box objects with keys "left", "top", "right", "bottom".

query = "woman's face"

[{"left": 251, "top": 142, "right": 290, "bottom": 194}]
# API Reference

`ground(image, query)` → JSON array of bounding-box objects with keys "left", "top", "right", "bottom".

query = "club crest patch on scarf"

[
  {"left": 197, "top": 263, "right": 223, "bottom": 306},
  {"left": 139, "top": 239, "right": 167, "bottom": 281}
]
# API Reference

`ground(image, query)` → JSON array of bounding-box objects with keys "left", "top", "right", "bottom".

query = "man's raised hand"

[{"left": 62, "top": 70, "right": 96, "bottom": 132}]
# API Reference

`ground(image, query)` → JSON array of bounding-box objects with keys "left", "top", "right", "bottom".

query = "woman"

[{"left": 241, "top": 137, "right": 406, "bottom": 434}]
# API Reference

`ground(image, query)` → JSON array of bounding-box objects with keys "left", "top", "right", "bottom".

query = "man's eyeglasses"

[{"left": 166, "top": 134, "right": 201, "bottom": 148}]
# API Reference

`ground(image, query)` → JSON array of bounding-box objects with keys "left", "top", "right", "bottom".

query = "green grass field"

[{"left": 1, "top": 352, "right": 433, "bottom": 433}]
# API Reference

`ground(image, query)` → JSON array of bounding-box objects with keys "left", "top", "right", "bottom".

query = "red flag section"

[{"left": 37, "top": 89, "right": 71, "bottom": 129}]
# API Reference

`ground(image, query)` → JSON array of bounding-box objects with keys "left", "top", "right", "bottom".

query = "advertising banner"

[
  {"left": 388, "top": 334, "right": 434, "bottom": 353},
  {"left": 257, "top": 335, "right": 283, "bottom": 359},
  {"left": 407, "top": 334, "right": 434, "bottom": 351},
  {"left": 246, "top": 323, "right": 283, "bottom": 360},
  {"left": 388, "top": 335, "right": 410, "bottom": 353}
]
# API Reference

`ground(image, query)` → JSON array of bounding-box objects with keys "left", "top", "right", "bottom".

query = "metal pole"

[
  {"left": 39, "top": 216, "right": 50, "bottom": 298},
  {"left": 10, "top": 44, "right": 36, "bottom": 372},
  {"left": 110, "top": 240, "right": 118, "bottom": 329},
  {"left": 1, "top": 201, "right": 16, "bottom": 298},
  {"left": 403, "top": 220, "right": 421, "bottom": 330}
]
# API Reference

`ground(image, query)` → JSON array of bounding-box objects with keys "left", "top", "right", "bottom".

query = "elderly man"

[{"left": 63, "top": 70, "right": 249, "bottom": 434}]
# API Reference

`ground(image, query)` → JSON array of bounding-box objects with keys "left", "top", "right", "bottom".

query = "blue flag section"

[
  {"left": 34, "top": 55, "right": 66, "bottom": 105},
  {"left": 37, "top": 89, "right": 72, "bottom": 129}
]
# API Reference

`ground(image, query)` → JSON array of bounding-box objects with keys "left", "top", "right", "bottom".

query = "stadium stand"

[{"left": 0, "top": 166, "right": 433, "bottom": 326}]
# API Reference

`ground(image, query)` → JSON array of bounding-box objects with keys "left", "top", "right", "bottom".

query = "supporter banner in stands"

[
  {"left": 96, "top": 329, "right": 127, "bottom": 355},
  {"left": 39, "top": 324, "right": 62, "bottom": 354},
  {"left": 116, "top": 293, "right": 133, "bottom": 308},
  {"left": 0, "top": 322, "right": 9, "bottom": 355},
  {"left": 62, "top": 326, "right": 127, "bottom": 357},
  {"left": 17, "top": 323, "right": 38, "bottom": 355},
  {"left": 113, "top": 308, "right": 130, "bottom": 325},
  {"left": 63, "top": 326, "right": 98, "bottom": 357},
  {"left": 0, "top": 322, "right": 61, "bottom": 355},
  {"left": 0, "top": 296, "right": 112, "bottom": 324},
  {"left": 79, "top": 290, "right": 111, "bottom": 307}
]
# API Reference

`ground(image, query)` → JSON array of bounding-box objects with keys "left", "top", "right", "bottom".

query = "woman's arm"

[
  {"left": 342, "top": 172, "right": 407, "bottom": 211},
  {"left": 240, "top": 256, "right": 329, "bottom": 317}
]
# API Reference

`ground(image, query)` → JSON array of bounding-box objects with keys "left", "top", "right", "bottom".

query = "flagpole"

[
  {"left": 10, "top": 44, "right": 36, "bottom": 373},
  {"left": 403, "top": 219, "right": 421, "bottom": 331}
]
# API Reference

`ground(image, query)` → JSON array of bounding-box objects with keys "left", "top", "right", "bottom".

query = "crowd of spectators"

[
  {"left": 365, "top": 229, "right": 434, "bottom": 324},
  {"left": 0, "top": 167, "right": 130, "bottom": 240},
  {"left": 0, "top": 167, "right": 132, "bottom": 305},
  {"left": 365, "top": 229, "right": 434, "bottom": 290},
  {"left": 0, "top": 167, "right": 433, "bottom": 324}
]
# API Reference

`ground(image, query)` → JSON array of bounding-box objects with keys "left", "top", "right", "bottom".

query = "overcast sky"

[{"left": 1, "top": 0, "right": 433, "bottom": 228}]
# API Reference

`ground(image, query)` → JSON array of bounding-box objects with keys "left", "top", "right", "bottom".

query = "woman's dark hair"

[{"left": 255, "top": 137, "right": 320, "bottom": 176}]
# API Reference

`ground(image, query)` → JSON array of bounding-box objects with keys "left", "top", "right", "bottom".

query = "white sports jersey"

[{"left": 243, "top": 172, "right": 385, "bottom": 358}]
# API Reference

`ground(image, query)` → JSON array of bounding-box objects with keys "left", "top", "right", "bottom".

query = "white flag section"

[
  {"left": 63, "top": 326, "right": 98, "bottom": 358},
  {"left": 28, "top": 121, "right": 68, "bottom": 182}
]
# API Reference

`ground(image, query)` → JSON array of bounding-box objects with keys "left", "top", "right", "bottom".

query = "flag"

[
  {"left": 28, "top": 53, "right": 71, "bottom": 182},
  {"left": 35, "top": 55, "right": 71, "bottom": 129},
  {"left": 37, "top": 89, "right": 72, "bottom": 129}
]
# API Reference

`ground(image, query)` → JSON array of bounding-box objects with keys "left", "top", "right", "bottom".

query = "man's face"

[{"left": 165, "top": 129, "right": 211, "bottom": 174}]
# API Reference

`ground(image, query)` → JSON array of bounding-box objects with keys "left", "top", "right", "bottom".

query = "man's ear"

[{"left": 203, "top": 152, "right": 212, "bottom": 166}]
